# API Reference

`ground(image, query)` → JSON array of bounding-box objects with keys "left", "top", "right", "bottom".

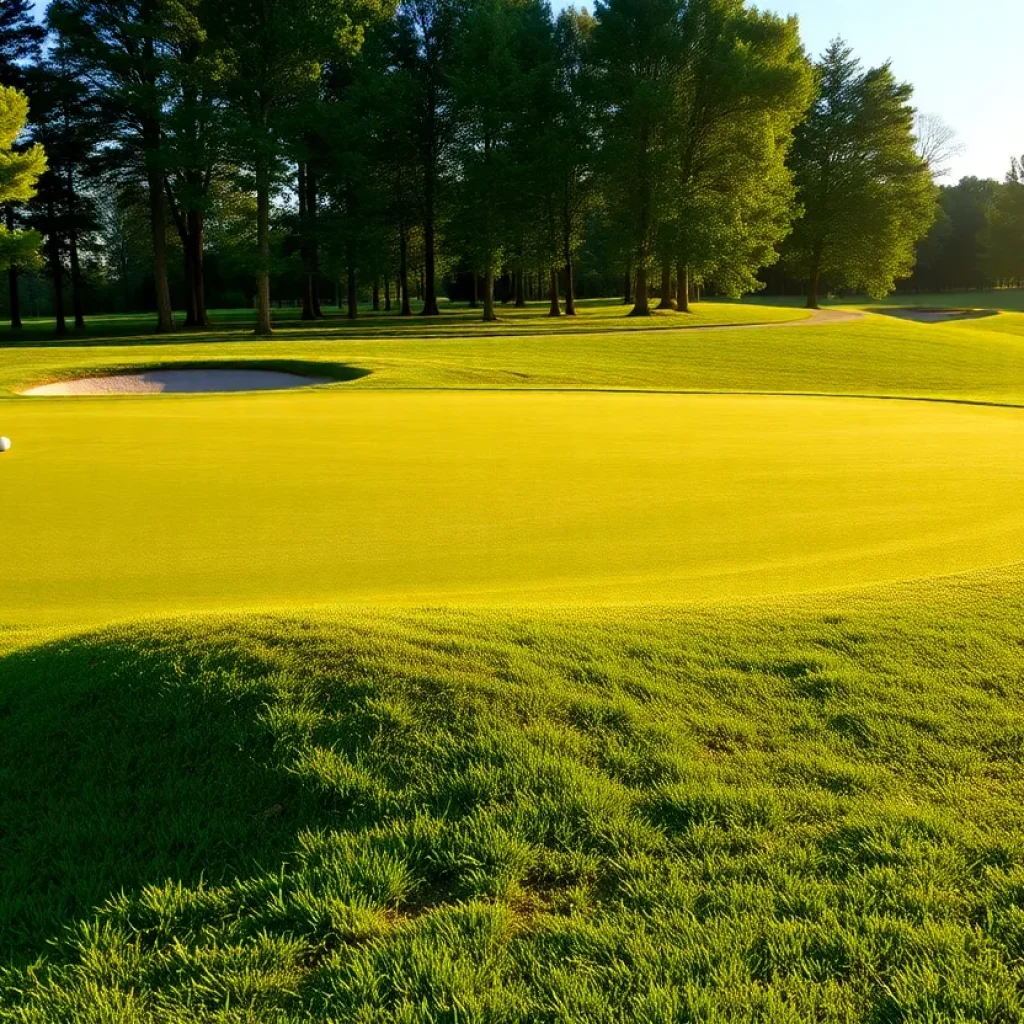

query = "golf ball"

[{"left": 0, "top": 437, "right": 10, "bottom": 452}]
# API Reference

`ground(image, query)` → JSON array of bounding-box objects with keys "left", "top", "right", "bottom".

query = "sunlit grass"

[
  {"left": 4, "top": 569, "right": 1024, "bottom": 1020},
  {"left": 4, "top": 295, "right": 1024, "bottom": 1020}
]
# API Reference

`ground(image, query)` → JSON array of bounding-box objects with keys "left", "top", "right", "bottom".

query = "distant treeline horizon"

[{"left": 0, "top": 0, "right": 1021, "bottom": 329}]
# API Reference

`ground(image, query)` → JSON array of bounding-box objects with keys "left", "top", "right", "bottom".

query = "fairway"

[
  {"left": 7, "top": 299, "right": 1024, "bottom": 1021},
  {"left": 3, "top": 386, "right": 1024, "bottom": 628}
]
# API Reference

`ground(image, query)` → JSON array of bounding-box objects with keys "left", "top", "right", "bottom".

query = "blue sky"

[{"left": 32, "top": 0, "right": 1020, "bottom": 182}]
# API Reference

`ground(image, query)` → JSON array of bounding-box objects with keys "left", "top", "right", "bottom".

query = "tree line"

[
  {"left": 0, "top": 0, "right": 971, "bottom": 334},
  {"left": 910, "top": 160, "right": 1024, "bottom": 293}
]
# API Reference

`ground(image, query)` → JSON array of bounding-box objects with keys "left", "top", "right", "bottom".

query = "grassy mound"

[{"left": 4, "top": 571, "right": 1024, "bottom": 1020}]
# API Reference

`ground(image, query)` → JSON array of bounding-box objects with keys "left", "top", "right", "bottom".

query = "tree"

[
  {"left": 0, "top": 0, "right": 44, "bottom": 329},
  {"left": 211, "top": 0, "right": 386, "bottom": 335},
  {"left": 392, "top": 0, "right": 458, "bottom": 317},
  {"left": 162, "top": 3, "right": 223, "bottom": 328},
  {"left": 591, "top": 0, "right": 683, "bottom": 316},
  {"left": 451, "top": 0, "right": 552, "bottom": 321},
  {"left": 668, "top": 0, "right": 811, "bottom": 310},
  {"left": 0, "top": 0, "right": 44, "bottom": 87},
  {"left": 915, "top": 112, "right": 963, "bottom": 182},
  {"left": 913, "top": 176, "right": 998, "bottom": 292},
  {"left": 26, "top": 36, "right": 102, "bottom": 334},
  {"left": 0, "top": 85, "right": 46, "bottom": 298},
  {"left": 48, "top": 0, "right": 198, "bottom": 333},
  {"left": 984, "top": 158, "right": 1024, "bottom": 287},
  {"left": 786, "top": 41, "right": 937, "bottom": 308},
  {"left": 549, "top": 7, "right": 597, "bottom": 317}
]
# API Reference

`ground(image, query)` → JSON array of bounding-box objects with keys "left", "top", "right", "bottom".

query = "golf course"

[{"left": 3, "top": 297, "right": 1024, "bottom": 1021}]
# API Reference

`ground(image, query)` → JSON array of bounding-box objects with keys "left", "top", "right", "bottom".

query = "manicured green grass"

[
  {"left": 4, "top": 569, "right": 1024, "bottom": 1021},
  {"left": 0, "top": 297, "right": 811, "bottom": 350},
  {"left": 3, "top": 300, "right": 1024, "bottom": 404},
  {"left": 4, "top": 296, "right": 1024, "bottom": 1020},
  {"left": 3, "top": 391, "right": 1024, "bottom": 630}
]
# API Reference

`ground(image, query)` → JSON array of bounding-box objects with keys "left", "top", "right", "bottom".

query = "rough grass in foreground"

[{"left": 4, "top": 569, "right": 1024, "bottom": 1021}]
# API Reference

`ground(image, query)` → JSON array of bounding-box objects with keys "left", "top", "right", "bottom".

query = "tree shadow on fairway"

[{"left": 0, "top": 627, "right": 353, "bottom": 965}]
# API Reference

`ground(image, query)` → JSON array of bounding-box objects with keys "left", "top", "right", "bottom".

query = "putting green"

[{"left": 2, "top": 389, "right": 1023, "bottom": 628}]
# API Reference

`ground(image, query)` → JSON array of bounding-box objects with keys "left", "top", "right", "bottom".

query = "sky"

[{"left": 31, "top": 0, "right": 1021, "bottom": 183}]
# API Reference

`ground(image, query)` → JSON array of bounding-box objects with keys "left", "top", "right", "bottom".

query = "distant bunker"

[
  {"left": 22, "top": 364, "right": 366, "bottom": 396},
  {"left": 881, "top": 307, "right": 999, "bottom": 324}
]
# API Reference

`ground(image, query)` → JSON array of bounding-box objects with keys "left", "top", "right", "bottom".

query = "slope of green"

[
  {"left": 3, "top": 570, "right": 1024, "bottom": 1021},
  {"left": 2, "top": 392, "right": 1024, "bottom": 630},
  {"left": 4, "top": 303, "right": 1024, "bottom": 404},
  {"left": 0, "top": 297, "right": 811, "bottom": 351}
]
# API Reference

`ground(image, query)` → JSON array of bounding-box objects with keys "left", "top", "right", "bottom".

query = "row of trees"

[
  {"left": 912, "top": 159, "right": 1024, "bottom": 292},
  {"left": 0, "top": 0, "right": 946, "bottom": 333}
]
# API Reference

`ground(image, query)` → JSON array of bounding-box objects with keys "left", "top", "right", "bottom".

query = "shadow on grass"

[{"left": 0, "top": 629, "right": 342, "bottom": 964}]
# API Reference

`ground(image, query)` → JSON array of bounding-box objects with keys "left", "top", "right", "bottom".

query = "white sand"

[{"left": 23, "top": 368, "right": 333, "bottom": 396}]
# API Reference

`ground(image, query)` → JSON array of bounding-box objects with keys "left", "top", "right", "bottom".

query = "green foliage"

[
  {"left": 983, "top": 158, "right": 1024, "bottom": 285},
  {"left": 786, "top": 41, "right": 938, "bottom": 305},
  {"left": 0, "top": 84, "right": 43, "bottom": 270},
  {"left": 0, "top": 0, "right": 44, "bottom": 88},
  {"left": 590, "top": 0, "right": 811, "bottom": 311},
  {"left": 670, "top": 1, "right": 812, "bottom": 297},
  {"left": 914, "top": 177, "right": 1001, "bottom": 291},
  {"left": 591, "top": 0, "right": 684, "bottom": 290}
]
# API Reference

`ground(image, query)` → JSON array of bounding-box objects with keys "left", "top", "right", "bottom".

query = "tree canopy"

[
  {"left": 786, "top": 41, "right": 937, "bottom": 307},
  {"left": 0, "top": 3, "right": 999, "bottom": 333},
  {"left": 0, "top": 84, "right": 45, "bottom": 271}
]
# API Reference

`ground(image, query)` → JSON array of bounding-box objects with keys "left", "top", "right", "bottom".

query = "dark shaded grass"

[{"left": 3, "top": 572, "right": 1024, "bottom": 1020}]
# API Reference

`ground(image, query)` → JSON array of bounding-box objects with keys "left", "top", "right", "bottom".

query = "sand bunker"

[
  {"left": 880, "top": 307, "right": 997, "bottom": 324},
  {"left": 24, "top": 368, "right": 334, "bottom": 396}
]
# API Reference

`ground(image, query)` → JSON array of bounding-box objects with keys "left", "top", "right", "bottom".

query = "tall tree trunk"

[
  {"left": 8, "top": 265, "right": 20, "bottom": 329},
  {"left": 47, "top": 201, "right": 67, "bottom": 337},
  {"left": 548, "top": 267, "right": 561, "bottom": 316},
  {"left": 182, "top": 235, "right": 197, "bottom": 327},
  {"left": 515, "top": 270, "right": 526, "bottom": 308},
  {"left": 677, "top": 264, "right": 690, "bottom": 313},
  {"left": 347, "top": 265, "right": 357, "bottom": 319},
  {"left": 189, "top": 208, "right": 207, "bottom": 326},
  {"left": 167, "top": 176, "right": 207, "bottom": 329},
  {"left": 562, "top": 197, "right": 577, "bottom": 316},
  {"left": 372, "top": 278, "right": 380, "bottom": 311},
  {"left": 6, "top": 206, "right": 21, "bottom": 329},
  {"left": 469, "top": 271, "right": 478, "bottom": 308},
  {"left": 630, "top": 265, "right": 650, "bottom": 317},
  {"left": 657, "top": 260, "right": 676, "bottom": 310},
  {"left": 384, "top": 275, "right": 392, "bottom": 312},
  {"left": 308, "top": 166, "right": 324, "bottom": 319},
  {"left": 255, "top": 155, "right": 272, "bottom": 336},
  {"left": 67, "top": 172, "right": 85, "bottom": 332},
  {"left": 482, "top": 265, "right": 496, "bottom": 322},
  {"left": 421, "top": 180, "right": 440, "bottom": 316},
  {"left": 399, "top": 222, "right": 412, "bottom": 316},
  {"left": 624, "top": 265, "right": 633, "bottom": 306},
  {"left": 299, "top": 164, "right": 316, "bottom": 321},
  {"left": 807, "top": 251, "right": 822, "bottom": 310},
  {"left": 147, "top": 163, "right": 173, "bottom": 333}
]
